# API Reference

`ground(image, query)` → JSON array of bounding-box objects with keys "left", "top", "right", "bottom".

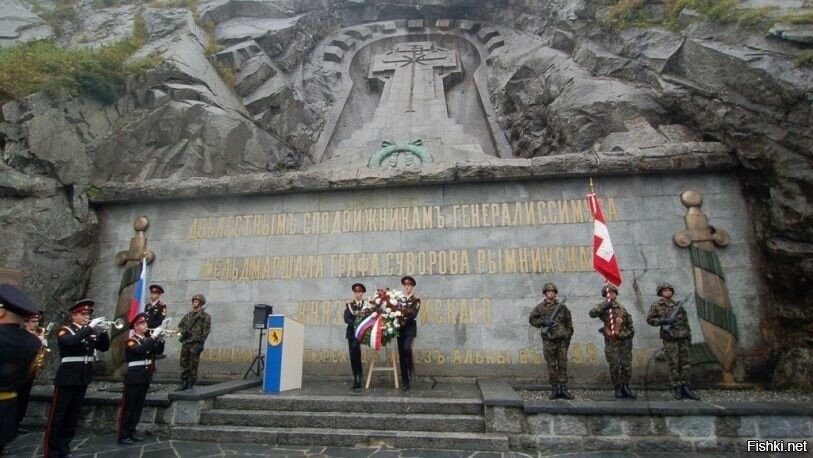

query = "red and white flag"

[{"left": 587, "top": 188, "right": 622, "bottom": 286}]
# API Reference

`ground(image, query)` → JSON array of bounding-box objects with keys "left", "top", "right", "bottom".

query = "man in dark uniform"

[
  {"left": 397, "top": 276, "right": 420, "bottom": 392},
  {"left": 118, "top": 313, "right": 161, "bottom": 445},
  {"left": 177, "top": 293, "right": 211, "bottom": 391},
  {"left": 0, "top": 284, "right": 42, "bottom": 455},
  {"left": 144, "top": 284, "right": 167, "bottom": 329},
  {"left": 529, "top": 282, "right": 574, "bottom": 399},
  {"left": 44, "top": 299, "right": 111, "bottom": 458},
  {"left": 344, "top": 283, "right": 367, "bottom": 390},
  {"left": 647, "top": 282, "right": 701, "bottom": 400},
  {"left": 144, "top": 284, "right": 168, "bottom": 358},
  {"left": 589, "top": 285, "right": 636, "bottom": 399},
  {"left": 17, "top": 310, "right": 48, "bottom": 434}
]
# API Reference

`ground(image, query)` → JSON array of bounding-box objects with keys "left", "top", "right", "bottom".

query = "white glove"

[
  {"left": 89, "top": 317, "right": 106, "bottom": 329},
  {"left": 40, "top": 337, "right": 48, "bottom": 347},
  {"left": 152, "top": 327, "right": 165, "bottom": 338}
]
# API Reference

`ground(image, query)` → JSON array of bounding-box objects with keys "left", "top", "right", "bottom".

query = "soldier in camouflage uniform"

[
  {"left": 177, "top": 294, "right": 211, "bottom": 391},
  {"left": 589, "top": 284, "right": 636, "bottom": 399},
  {"left": 646, "top": 282, "right": 700, "bottom": 400},
  {"left": 529, "top": 282, "right": 574, "bottom": 399}
]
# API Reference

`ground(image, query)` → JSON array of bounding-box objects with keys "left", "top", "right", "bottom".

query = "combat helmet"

[
  {"left": 601, "top": 284, "right": 619, "bottom": 297},
  {"left": 542, "top": 282, "right": 558, "bottom": 294},
  {"left": 656, "top": 282, "right": 674, "bottom": 297},
  {"left": 192, "top": 293, "right": 207, "bottom": 305}
]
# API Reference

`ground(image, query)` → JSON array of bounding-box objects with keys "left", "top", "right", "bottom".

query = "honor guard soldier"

[
  {"left": 118, "top": 313, "right": 161, "bottom": 445},
  {"left": 145, "top": 284, "right": 168, "bottom": 358},
  {"left": 177, "top": 293, "right": 211, "bottom": 391},
  {"left": 647, "top": 282, "right": 701, "bottom": 400},
  {"left": 589, "top": 285, "right": 636, "bottom": 399},
  {"left": 344, "top": 283, "right": 367, "bottom": 390},
  {"left": 44, "top": 299, "right": 111, "bottom": 458},
  {"left": 397, "top": 276, "right": 420, "bottom": 391},
  {"left": 529, "top": 282, "right": 574, "bottom": 399},
  {"left": 0, "top": 284, "right": 42, "bottom": 455},
  {"left": 17, "top": 311, "right": 48, "bottom": 435}
]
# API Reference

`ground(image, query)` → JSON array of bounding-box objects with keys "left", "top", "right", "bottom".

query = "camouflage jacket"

[
  {"left": 529, "top": 299, "right": 573, "bottom": 341},
  {"left": 178, "top": 308, "right": 211, "bottom": 346},
  {"left": 589, "top": 300, "right": 634, "bottom": 340},
  {"left": 646, "top": 298, "right": 691, "bottom": 340}
]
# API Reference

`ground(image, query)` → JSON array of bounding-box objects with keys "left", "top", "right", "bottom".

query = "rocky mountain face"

[{"left": 0, "top": 0, "right": 810, "bottom": 387}]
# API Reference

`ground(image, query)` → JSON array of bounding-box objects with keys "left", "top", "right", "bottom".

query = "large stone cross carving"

[
  {"left": 673, "top": 190, "right": 738, "bottom": 384},
  {"left": 108, "top": 216, "right": 155, "bottom": 373},
  {"left": 369, "top": 41, "right": 461, "bottom": 116}
]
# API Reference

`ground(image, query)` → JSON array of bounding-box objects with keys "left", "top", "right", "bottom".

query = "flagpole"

[{"left": 589, "top": 177, "right": 595, "bottom": 194}]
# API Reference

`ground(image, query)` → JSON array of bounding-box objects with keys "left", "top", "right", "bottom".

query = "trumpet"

[
  {"left": 101, "top": 318, "right": 127, "bottom": 330},
  {"left": 148, "top": 328, "right": 180, "bottom": 337}
]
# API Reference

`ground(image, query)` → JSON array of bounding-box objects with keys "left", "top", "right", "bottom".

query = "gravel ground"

[{"left": 520, "top": 387, "right": 813, "bottom": 402}]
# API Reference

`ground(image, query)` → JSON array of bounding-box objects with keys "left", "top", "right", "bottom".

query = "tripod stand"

[{"left": 243, "top": 328, "right": 265, "bottom": 379}]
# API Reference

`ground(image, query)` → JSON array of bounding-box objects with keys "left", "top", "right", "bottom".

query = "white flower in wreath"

[
  {"left": 384, "top": 307, "right": 391, "bottom": 313},
  {"left": 394, "top": 311, "right": 402, "bottom": 317}
]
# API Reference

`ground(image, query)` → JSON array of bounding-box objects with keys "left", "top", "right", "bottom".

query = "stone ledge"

[
  {"left": 90, "top": 150, "right": 738, "bottom": 204},
  {"left": 478, "top": 378, "right": 523, "bottom": 407},
  {"left": 169, "top": 378, "right": 261, "bottom": 401},
  {"left": 524, "top": 400, "right": 813, "bottom": 417}
]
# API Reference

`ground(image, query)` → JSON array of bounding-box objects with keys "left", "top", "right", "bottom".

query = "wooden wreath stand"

[{"left": 365, "top": 346, "right": 399, "bottom": 389}]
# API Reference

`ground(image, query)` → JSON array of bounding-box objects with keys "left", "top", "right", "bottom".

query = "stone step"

[
  {"left": 171, "top": 425, "right": 509, "bottom": 451},
  {"left": 200, "top": 409, "right": 485, "bottom": 432},
  {"left": 215, "top": 394, "right": 483, "bottom": 415}
]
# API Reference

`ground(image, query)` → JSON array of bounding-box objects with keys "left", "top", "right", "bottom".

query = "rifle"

[
  {"left": 540, "top": 295, "right": 567, "bottom": 338},
  {"left": 661, "top": 289, "right": 695, "bottom": 337}
]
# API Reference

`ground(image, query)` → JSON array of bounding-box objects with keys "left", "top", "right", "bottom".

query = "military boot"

[
  {"left": 622, "top": 384, "right": 637, "bottom": 399},
  {"left": 177, "top": 378, "right": 189, "bottom": 391},
  {"left": 548, "top": 384, "right": 559, "bottom": 400},
  {"left": 558, "top": 384, "right": 574, "bottom": 400},
  {"left": 681, "top": 384, "right": 701, "bottom": 400},
  {"left": 188, "top": 379, "right": 196, "bottom": 390},
  {"left": 351, "top": 372, "right": 362, "bottom": 390},
  {"left": 673, "top": 385, "right": 684, "bottom": 400},
  {"left": 614, "top": 384, "right": 624, "bottom": 399}
]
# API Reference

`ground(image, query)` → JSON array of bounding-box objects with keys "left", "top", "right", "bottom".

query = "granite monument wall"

[{"left": 87, "top": 172, "right": 762, "bottom": 382}]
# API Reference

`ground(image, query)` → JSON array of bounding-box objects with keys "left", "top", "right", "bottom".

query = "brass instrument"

[
  {"left": 33, "top": 322, "right": 54, "bottom": 370},
  {"left": 147, "top": 328, "right": 180, "bottom": 338},
  {"left": 101, "top": 318, "right": 127, "bottom": 330}
]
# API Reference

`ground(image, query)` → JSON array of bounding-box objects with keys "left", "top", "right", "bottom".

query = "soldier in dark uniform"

[
  {"left": 145, "top": 284, "right": 167, "bottom": 329},
  {"left": 344, "top": 283, "right": 366, "bottom": 390},
  {"left": 17, "top": 310, "right": 48, "bottom": 434},
  {"left": 118, "top": 313, "right": 161, "bottom": 445},
  {"left": 529, "top": 282, "right": 574, "bottom": 399},
  {"left": 589, "top": 285, "right": 636, "bottom": 399},
  {"left": 144, "top": 284, "right": 167, "bottom": 358},
  {"left": 44, "top": 299, "right": 111, "bottom": 458},
  {"left": 397, "top": 276, "right": 420, "bottom": 392},
  {"left": 647, "top": 282, "right": 700, "bottom": 400},
  {"left": 0, "top": 284, "right": 41, "bottom": 455},
  {"left": 177, "top": 293, "right": 211, "bottom": 391}
]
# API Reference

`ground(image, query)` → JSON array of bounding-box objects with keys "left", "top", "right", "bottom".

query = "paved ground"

[{"left": 3, "top": 433, "right": 742, "bottom": 458}]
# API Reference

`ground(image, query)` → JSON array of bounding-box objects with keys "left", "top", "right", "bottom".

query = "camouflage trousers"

[
  {"left": 604, "top": 336, "right": 633, "bottom": 385},
  {"left": 663, "top": 338, "right": 691, "bottom": 386},
  {"left": 542, "top": 337, "right": 570, "bottom": 384},
  {"left": 180, "top": 343, "right": 204, "bottom": 383}
]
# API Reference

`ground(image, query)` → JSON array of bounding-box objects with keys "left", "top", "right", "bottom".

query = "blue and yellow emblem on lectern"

[{"left": 263, "top": 315, "right": 304, "bottom": 393}]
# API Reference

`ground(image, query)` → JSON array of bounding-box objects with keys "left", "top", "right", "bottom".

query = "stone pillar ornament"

[
  {"left": 673, "top": 190, "right": 737, "bottom": 383},
  {"left": 109, "top": 216, "right": 155, "bottom": 373}
]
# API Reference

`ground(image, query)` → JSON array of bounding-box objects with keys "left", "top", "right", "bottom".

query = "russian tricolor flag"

[{"left": 128, "top": 258, "right": 148, "bottom": 323}]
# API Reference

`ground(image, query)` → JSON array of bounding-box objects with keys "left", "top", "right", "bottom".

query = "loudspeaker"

[{"left": 252, "top": 304, "right": 273, "bottom": 329}]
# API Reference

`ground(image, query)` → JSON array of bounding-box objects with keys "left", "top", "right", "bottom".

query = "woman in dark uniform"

[{"left": 344, "top": 283, "right": 366, "bottom": 390}]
